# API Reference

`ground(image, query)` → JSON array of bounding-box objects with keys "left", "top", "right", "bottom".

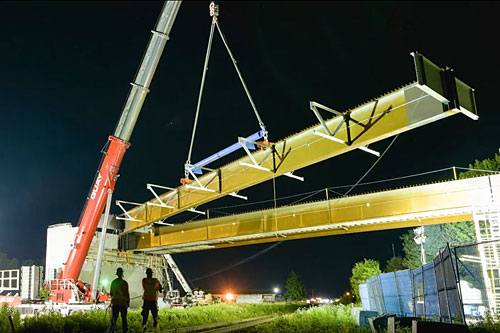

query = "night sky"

[{"left": 1, "top": 1, "right": 498, "bottom": 297}]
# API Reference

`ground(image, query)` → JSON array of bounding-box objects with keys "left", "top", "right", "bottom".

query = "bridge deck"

[{"left": 124, "top": 174, "right": 500, "bottom": 254}]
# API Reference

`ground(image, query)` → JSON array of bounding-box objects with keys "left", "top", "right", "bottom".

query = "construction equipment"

[
  {"left": 161, "top": 254, "right": 208, "bottom": 307},
  {"left": 48, "top": 1, "right": 182, "bottom": 303},
  {"left": 164, "top": 254, "right": 192, "bottom": 294}
]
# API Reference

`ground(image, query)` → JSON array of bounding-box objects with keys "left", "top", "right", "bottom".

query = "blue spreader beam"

[{"left": 190, "top": 131, "right": 264, "bottom": 174}]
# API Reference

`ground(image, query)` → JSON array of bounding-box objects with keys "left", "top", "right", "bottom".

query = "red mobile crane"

[{"left": 49, "top": 1, "right": 182, "bottom": 303}]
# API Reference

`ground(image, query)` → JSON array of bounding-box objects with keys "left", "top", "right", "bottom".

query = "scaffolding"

[
  {"left": 85, "top": 248, "right": 166, "bottom": 268},
  {"left": 473, "top": 208, "right": 500, "bottom": 316}
]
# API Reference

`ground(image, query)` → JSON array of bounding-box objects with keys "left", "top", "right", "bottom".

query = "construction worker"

[
  {"left": 109, "top": 267, "right": 130, "bottom": 333},
  {"left": 141, "top": 267, "right": 162, "bottom": 330}
]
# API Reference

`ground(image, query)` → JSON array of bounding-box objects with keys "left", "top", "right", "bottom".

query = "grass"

[
  {"left": 252, "top": 304, "right": 371, "bottom": 333},
  {"left": 1, "top": 304, "right": 22, "bottom": 332},
  {"left": 469, "top": 318, "right": 500, "bottom": 333},
  {"left": 20, "top": 309, "right": 110, "bottom": 333},
  {"left": 13, "top": 302, "right": 500, "bottom": 333},
  {"left": 4, "top": 302, "right": 302, "bottom": 333},
  {"left": 251, "top": 305, "right": 500, "bottom": 333},
  {"left": 153, "top": 302, "right": 300, "bottom": 328}
]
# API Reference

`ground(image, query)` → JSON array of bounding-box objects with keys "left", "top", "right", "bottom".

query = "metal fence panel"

[
  {"left": 379, "top": 272, "right": 400, "bottom": 315},
  {"left": 431, "top": 245, "right": 465, "bottom": 323},
  {"left": 434, "top": 254, "right": 450, "bottom": 321},
  {"left": 366, "top": 276, "right": 377, "bottom": 313},
  {"left": 359, "top": 283, "right": 370, "bottom": 310},
  {"left": 412, "top": 266, "right": 425, "bottom": 317},
  {"left": 360, "top": 244, "right": 467, "bottom": 323},
  {"left": 368, "top": 275, "right": 385, "bottom": 313},
  {"left": 423, "top": 262, "right": 440, "bottom": 318},
  {"left": 455, "top": 241, "right": 494, "bottom": 321},
  {"left": 396, "top": 269, "right": 414, "bottom": 316}
]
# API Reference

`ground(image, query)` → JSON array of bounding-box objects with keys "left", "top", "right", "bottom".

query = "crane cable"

[
  {"left": 185, "top": 7, "right": 216, "bottom": 172},
  {"left": 215, "top": 17, "right": 268, "bottom": 140},
  {"left": 185, "top": 1, "right": 268, "bottom": 176},
  {"left": 342, "top": 133, "right": 399, "bottom": 197}
]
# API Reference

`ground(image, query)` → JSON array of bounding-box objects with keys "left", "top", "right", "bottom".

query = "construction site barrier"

[{"left": 360, "top": 245, "right": 465, "bottom": 324}]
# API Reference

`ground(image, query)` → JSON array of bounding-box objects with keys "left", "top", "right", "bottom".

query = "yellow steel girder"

[
  {"left": 124, "top": 84, "right": 460, "bottom": 232},
  {"left": 122, "top": 53, "right": 477, "bottom": 233},
  {"left": 127, "top": 174, "right": 500, "bottom": 254}
]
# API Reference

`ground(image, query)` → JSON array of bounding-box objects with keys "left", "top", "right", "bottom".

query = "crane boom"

[
  {"left": 56, "top": 1, "right": 182, "bottom": 297},
  {"left": 164, "top": 254, "right": 192, "bottom": 293}
]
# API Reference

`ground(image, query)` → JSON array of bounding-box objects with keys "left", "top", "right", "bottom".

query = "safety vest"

[
  {"left": 142, "top": 277, "right": 161, "bottom": 301},
  {"left": 110, "top": 277, "right": 129, "bottom": 306}
]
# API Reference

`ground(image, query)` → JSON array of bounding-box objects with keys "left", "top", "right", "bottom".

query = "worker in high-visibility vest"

[
  {"left": 109, "top": 267, "right": 130, "bottom": 333},
  {"left": 141, "top": 268, "right": 162, "bottom": 330}
]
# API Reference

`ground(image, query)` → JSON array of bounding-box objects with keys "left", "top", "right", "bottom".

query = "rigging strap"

[
  {"left": 215, "top": 19, "right": 268, "bottom": 140},
  {"left": 185, "top": 1, "right": 268, "bottom": 176},
  {"left": 186, "top": 11, "right": 216, "bottom": 170}
]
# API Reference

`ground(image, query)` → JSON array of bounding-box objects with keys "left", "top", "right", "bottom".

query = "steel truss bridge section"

[
  {"left": 121, "top": 174, "right": 500, "bottom": 254},
  {"left": 121, "top": 52, "right": 477, "bottom": 234}
]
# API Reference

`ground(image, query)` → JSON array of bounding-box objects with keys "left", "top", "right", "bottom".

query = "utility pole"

[{"left": 413, "top": 226, "right": 427, "bottom": 265}]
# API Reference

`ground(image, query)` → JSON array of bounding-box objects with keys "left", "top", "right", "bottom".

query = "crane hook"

[{"left": 209, "top": 1, "right": 219, "bottom": 18}]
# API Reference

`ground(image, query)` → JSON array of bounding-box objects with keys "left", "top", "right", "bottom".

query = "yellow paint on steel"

[
  {"left": 130, "top": 174, "right": 500, "bottom": 254},
  {"left": 124, "top": 83, "right": 462, "bottom": 233}
]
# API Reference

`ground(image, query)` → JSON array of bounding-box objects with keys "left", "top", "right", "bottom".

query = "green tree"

[
  {"left": 0, "top": 253, "right": 19, "bottom": 270},
  {"left": 39, "top": 287, "right": 49, "bottom": 300},
  {"left": 22, "top": 259, "right": 35, "bottom": 266},
  {"left": 401, "top": 231, "right": 422, "bottom": 269},
  {"left": 458, "top": 153, "right": 500, "bottom": 179},
  {"left": 401, "top": 222, "right": 476, "bottom": 269},
  {"left": 0, "top": 253, "right": 43, "bottom": 270},
  {"left": 284, "top": 270, "right": 306, "bottom": 301},
  {"left": 350, "top": 259, "right": 382, "bottom": 300},
  {"left": 384, "top": 256, "right": 406, "bottom": 272},
  {"left": 338, "top": 291, "right": 354, "bottom": 305}
]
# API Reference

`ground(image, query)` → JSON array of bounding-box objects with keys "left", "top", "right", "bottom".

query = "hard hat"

[
  {"left": 116, "top": 267, "right": 124, "bottom": 275},
  {"left": 146, "top": 268, "right": 153, "bottom": 275}
]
